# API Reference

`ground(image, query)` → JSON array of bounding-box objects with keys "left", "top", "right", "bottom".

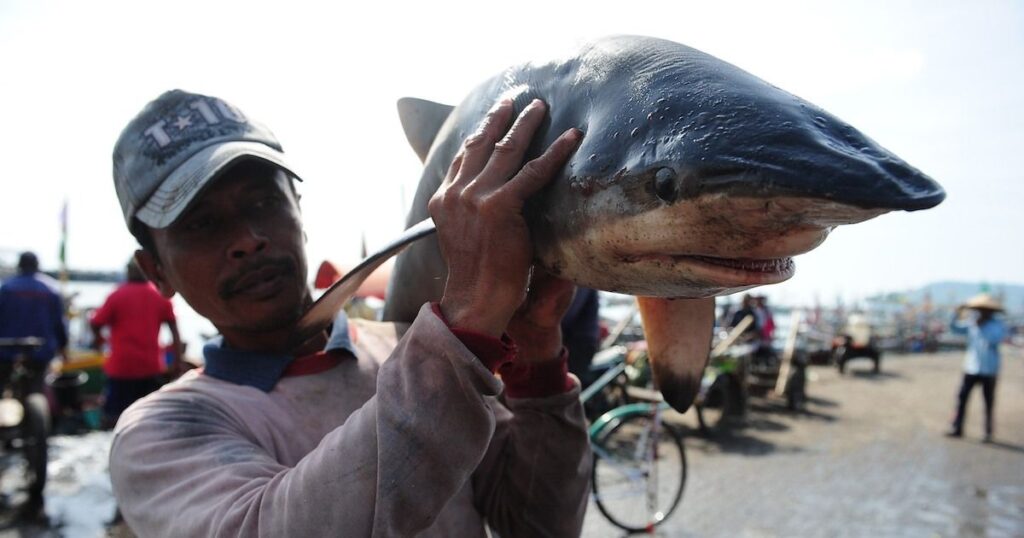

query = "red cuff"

[
  {"left": 431, "top": 303, "right": 517, "bottom": 373},
  {"left": 430, "top": 303, "right": 574, "bottom": 398},
  {"left": 498, "top": 347, "right": 575, "bottom": 399}
]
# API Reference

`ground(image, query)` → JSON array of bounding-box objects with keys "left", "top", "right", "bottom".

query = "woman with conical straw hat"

[{"left": 946, "top": 293, "right": 1007, "bottom": 442}]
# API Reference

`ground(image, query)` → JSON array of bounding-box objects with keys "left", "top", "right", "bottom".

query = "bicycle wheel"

[
  {"left": 20, "top": 393, "right": 50, "bottom": 503},
  {"left": 591, "top": 412, "right": 686, "bottom": 533}
]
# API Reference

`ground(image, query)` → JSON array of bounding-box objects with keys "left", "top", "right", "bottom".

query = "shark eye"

[{"left": 654, "top": 168, "right": 679, "bottom": 203}]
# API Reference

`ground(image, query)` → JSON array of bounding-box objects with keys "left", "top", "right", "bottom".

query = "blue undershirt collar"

[{"left": 201, "top": 311, "right": 354, "bottom": 392}]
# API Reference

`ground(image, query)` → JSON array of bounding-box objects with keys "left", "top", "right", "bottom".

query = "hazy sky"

[{"left": 1, "top": 0, "right": 1022, "bottom": 307}]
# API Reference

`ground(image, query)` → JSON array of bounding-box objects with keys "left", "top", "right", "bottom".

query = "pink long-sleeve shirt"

[{"left": 109, "top": 304, "right": 591, "bottom": 537}]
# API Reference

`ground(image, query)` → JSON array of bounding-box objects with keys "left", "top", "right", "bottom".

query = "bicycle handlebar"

[{"left": 0, "top": 337, "right": 45, "bottom": 350}]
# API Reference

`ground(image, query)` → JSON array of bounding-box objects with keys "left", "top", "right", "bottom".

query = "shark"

[{"left": 302, "top": 36, "right": 945, "bottom": 413}]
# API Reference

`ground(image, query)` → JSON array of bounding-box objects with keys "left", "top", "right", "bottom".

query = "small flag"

[{"left": 59, "top": 199, "right": 68, "bottom": 268}]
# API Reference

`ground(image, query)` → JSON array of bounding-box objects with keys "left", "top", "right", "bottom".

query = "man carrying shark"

[{"left": 108, "top": 89, "right": 590, "bottom": 536}]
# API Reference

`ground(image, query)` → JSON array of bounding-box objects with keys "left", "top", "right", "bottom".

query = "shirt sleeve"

[
  {"left": 981, "top": 320, "right": 1007, "bottom": 344},
  {"left": 162, "top": 297, "right": 176, "bottom": 322},
  {"left": 90, "top": 294, "right": 114, "bottom": 327},
  {"left": 51, "top": 289, "right": 68, "bottom": 348},
  {"left": 109, "top": 303, "right": 591, "bottom": 537},
  {"left": 472, "top": 380, "right": 591, "bottom": 537}
]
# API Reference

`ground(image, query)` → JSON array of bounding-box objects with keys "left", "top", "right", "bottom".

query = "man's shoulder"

[
  {"left": 3, "top": 274, "right": 59, "bottom": 294},
  {"left": 118, "top": 281, "right": 160, "bottom": 295},
  {"left": 112, "top": 281, "right": 168, "bottom": 304},
  {"left": 114, "top": 372, "right": 245, "bottom": 434},
  {"left": 31, "top": 273, "right": 61, "bottom": 292}
]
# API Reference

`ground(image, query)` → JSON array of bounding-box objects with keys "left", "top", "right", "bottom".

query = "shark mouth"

[
  {"left": 621, "top": 253, "right": 795, "bottom": 275},
  {"left": 686, "top": 255, "right": 795, "bottom": 274},
  {"left": 618, "top": 252, "right": 798, "bottom": 288}
]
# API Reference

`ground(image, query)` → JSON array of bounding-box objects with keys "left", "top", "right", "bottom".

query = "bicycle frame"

[
  {"left": 583, "top": 339, "right": 687, "bottom": 531},
  {"left": 580, "top": 360, "right": 628, "bottom": 406}
]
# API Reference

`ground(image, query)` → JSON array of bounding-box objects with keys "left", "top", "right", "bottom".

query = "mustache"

[{"left": 218, "top": 257, "right": 298, "bottom": 300}]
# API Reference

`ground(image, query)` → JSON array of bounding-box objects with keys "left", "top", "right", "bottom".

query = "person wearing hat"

[
  {"left": 107, "top": 90, "right": 590, "bottom": 536},
  {"left": 946, "top": 293, "right": 1007, "bottom": 442}
]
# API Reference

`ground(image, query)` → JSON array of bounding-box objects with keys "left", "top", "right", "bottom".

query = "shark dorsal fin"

[{"left": 397, "top": 97, "right": 455, "bottom": 163}]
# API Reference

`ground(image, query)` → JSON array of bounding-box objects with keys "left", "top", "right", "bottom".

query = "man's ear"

[{"left": 134, "top": 249, "right": 177, "bottom": 298}]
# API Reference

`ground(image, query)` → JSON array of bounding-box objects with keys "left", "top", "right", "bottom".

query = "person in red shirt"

[{"left": 90, "top": 259, "right": 183, "bottom": 426}]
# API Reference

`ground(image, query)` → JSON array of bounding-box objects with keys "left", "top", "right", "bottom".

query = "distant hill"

[{"left": 870, "top": 281, "right": 1024, "bottom": 313}]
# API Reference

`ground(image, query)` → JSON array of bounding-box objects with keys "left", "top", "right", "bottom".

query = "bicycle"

[
  {"left": 0, "top": 337, "right": 52, "bottom": 519},
  {"left": 582, "top": 344, "right": 687, "bottom": 533}
]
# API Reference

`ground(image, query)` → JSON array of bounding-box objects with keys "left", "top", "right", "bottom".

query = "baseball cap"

[{"left": 112, "top": 89, "right": 302, "bottom": 231}]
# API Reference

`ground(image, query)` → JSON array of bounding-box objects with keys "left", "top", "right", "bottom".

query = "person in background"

[
  {"left": 729, "top": 293, "right": 760, "bottom": 338},
  {"left": 561, "top": 287, "right": 600, "bottom": 388},
  {"left": 90, "top": 258, "right": 183, "bottom": 428},
  {"left": 835, "top": 312, "right": 881, "bottom": 374},
  {"left": 946, "top": 293, "right": 1007, "bottom": 442},
  {"left": 0, "top": 251, "right": 68, "bottom": 391},
  {"left": 0, "top": 251, "right": 67, "bottom": 518},
  {"left": 754, "top": 295, "right": 776, "bottom": 345}
]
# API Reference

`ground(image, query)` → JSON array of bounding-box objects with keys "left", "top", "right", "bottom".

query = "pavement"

[
  {"left": 582, "top": 348, "right": 1024, "bottom": 537},
  {"left": 0, "top": 348, "right": 1019, "bottom": 537}
]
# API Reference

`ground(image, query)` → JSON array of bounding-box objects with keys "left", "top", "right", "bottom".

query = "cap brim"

[
  {"left": 135, "top": 141, "right": 302, "bottom": 229},
  {"left": 966, "top": 304, "right": 1004, "bottom": 312}
]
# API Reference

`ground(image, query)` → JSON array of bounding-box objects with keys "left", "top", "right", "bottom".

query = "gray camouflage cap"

[{"left": 112, "top": 89, "right": 301, "bottom": 231}]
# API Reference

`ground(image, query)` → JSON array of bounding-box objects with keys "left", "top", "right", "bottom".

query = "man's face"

[{"left": 139, "top": 161, "right": 309, "bottom": 339}]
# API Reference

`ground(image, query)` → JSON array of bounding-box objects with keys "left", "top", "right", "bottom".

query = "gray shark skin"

[{"left": 383, "top": 36, "right": 944, "bottom": 412}]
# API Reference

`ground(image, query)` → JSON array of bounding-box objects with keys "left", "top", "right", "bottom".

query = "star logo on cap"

[{"left": 174, "top": 115, "right": 193, "bottom": 131}]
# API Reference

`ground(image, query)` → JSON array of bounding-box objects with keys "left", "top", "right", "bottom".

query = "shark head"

[{"left": 513, "top": 36, "right": 944, "bottom": 298}]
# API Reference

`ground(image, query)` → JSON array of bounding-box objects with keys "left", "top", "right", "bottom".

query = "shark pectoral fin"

[
  {"left": 637, "top": 296, "right": 715, "bottom": 413},
  {"left": 396, "top": 97, "right": 456, "bottom": 163}
]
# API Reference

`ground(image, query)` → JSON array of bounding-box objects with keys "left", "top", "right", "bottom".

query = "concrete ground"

[{"left": 582, "top": 348, "right": 1024, "bottom": 537}]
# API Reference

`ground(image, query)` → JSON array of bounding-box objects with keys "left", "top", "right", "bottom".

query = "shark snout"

[{"left": 684, "top": 105, "right": 945, "bottom": 212}]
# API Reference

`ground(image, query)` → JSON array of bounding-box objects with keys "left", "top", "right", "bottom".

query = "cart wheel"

[
  {"left": 785, "top": 368, "right": 806, "bottom": 411},
  {"left": 696, "top": 375, "right": 740, "bottom": 435},
  {"left": 835, "top": 348, "right": 847, "bottom": 374}
]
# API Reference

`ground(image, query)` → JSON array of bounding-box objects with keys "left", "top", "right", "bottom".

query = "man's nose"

[{"left": 228, "top": 223, "right": 268, "bottom": 259}]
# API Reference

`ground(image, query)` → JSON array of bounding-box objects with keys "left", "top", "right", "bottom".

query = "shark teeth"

[{"left": 688, "top": 255, "right": 794, "bottom": 273}]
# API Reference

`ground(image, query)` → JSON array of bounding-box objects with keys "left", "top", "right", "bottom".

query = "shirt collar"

[{"left": 202, "top": 310, "right": 355, "bottom": 392}]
